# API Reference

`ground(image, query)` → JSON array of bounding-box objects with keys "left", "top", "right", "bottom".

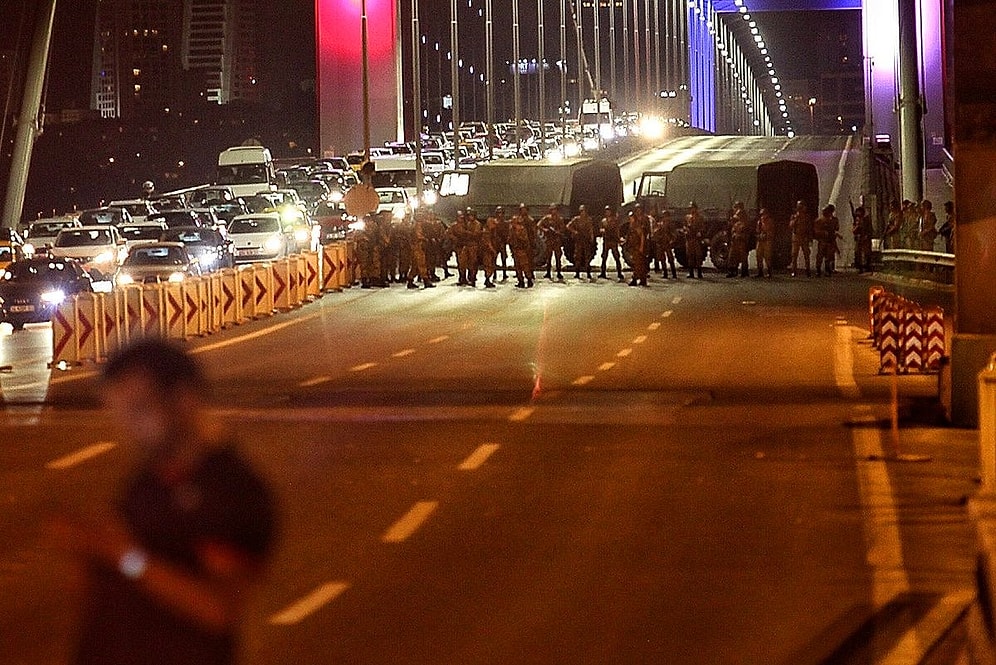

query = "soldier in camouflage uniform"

[
  {"left": 651, "top": 209, "right": 678, "bottom": 279},
  {"left": 538, "top": 204, "right": 567, "bottom": 280},
  {"left": 509, "top": 208, "right": 534, "bottom": 288},
  {"left": 599, "top": 205, "right": 625, "bottom": 281},
  {"left": 567, "top": 205, "right": 596, "bottom": 280},
  {"left": 406, "top": 211, "right": 436, "bottom": 289}
]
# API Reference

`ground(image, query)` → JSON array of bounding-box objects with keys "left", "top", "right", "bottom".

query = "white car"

[
  {"left": 23, "top": 216, "right": 81, "bottom": 254},
  {"left": 375, "top": 187, "right": 413, "bottom": 221},
  {"left": 108, "top": 199, "right": 158, "bottom": 224},
  {"left": 118, "top": 222, "right": 169, "bottom": 252},
  {"left": 228, "top": 213, "right": 292, "bottom": 263},
  {"left": 49, "top": 225, "right": 127, "bottom": 282}
]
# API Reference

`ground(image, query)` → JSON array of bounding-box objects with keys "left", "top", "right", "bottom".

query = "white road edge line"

[
  {"left": 382, "top": 501, "right": 439, "bottom": 543},
  {"left": 46, "top": 442, "right": 117, "bottom": 470},
  {"left": 268, "top": 582, "right": 350, "bottom": 625},
  {"left": 459, "top": 444, "right": 500, "bottom": 471}
]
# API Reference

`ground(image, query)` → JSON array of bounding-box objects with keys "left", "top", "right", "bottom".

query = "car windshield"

[
  {"left": 55, "top": 229, "right": 113, "bottom": 247},
  {"left": 124, "top": 246, "right": 188, "bottom": 266},
  {"left": 378, "top": 190, "right": 406, "bottom": 204},
  {"left": 229, "top": 217, "right": 279, "bottom": 234},
  {"left": 3, "top": 260, "right": 73, "bottom": 282},
  {"left": 120, "top": 226, "right": 165, "bottom": 242},
  {"left": 28, "top": 222, "right": 75, "bottom": 237},
  {"left": 165, "top": 229, "right": 222, "bottom": 245},
  {"left": 79, "top": 210, "right": 122, "bottom": 225}
]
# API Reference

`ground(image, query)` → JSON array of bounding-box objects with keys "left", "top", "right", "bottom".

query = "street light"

[{"left": 808, "top": 96, "right": 817, "bottom": 134}]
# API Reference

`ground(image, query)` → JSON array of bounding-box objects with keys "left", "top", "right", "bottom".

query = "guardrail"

[
  {"left": 50, "top": 239, "right": 359, "bottom": 367},
  {"left": 878, "top": 249, "right": 955, "bottom": 285}
]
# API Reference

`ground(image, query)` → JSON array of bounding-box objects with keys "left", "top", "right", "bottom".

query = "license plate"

[
  {"left": 237, "top": 248, "right": 262, "bottom": 256},
  {"left": 9, "top": 304, "right": 35, "bottom": 313}
]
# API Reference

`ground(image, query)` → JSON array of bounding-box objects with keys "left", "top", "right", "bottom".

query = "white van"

[{"left": 216, "top": 146, "right": 276, "bottom": 199}]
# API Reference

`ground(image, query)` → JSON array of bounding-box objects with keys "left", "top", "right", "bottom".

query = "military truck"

[{"left": 632, "top": 159, "right": 820, "bottom": 271}]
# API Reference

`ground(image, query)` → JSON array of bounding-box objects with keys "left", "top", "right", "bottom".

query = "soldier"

[
  {"left": 626, "top": 204, "right": 652, "bottom": 286},
  {"left": 406, "top": 210, "right": 436, "bottom": 289},
  {"left": 355, "top": 216, "right": 375, "bottom": 288},
  {"left": 493, "top": 206, "right": 511, "bottom": 280},
  {"left": 651, "top": 208, "right": 678, "bottom": 279},
  {"left": 900, "top": 199, "right": 919, "bottom": 249},
  {"left": 882, "top": 199, "right": 902, "bottom": 249},
  {"left": 368, "top": 212, "right": 391, "bottom": 287},
  {"left": 826, "top": 203, "right": 842, "bottom": 275},
  {"left": 599, "top": 205, "right": 625, "bottom": 281},
  {"left": 813, "top": 205, "right": 834, "bottom": 277},
  {"left": 755, "top": 208, "right": 775, "bottom": 278},
  {"left": 851, "top": 205, "right": 873, "bottom": 273},
  {"left": 381, "top": 216, "right": 400, "bottom": 284},
  {"left": 514, "top": 203, "right": 538, "bottom": 285},
  {"left": 567, "top": 204, "right": 596, "bottom": 280},
  {"left": 451, "top": 208, "right": 482, "bottom": 286},
  {"left": 918, "top": 199, "right": 938, "bottom": 251},
  {"left": 538, "top": 204, "right": 567, "bottom": 280},
  {"left": 395, "top": 215, "right": 414, "bottom": 284},
  {"left": 725, "top": 203, "right": 750, "bottom": 278},
  {"left": 508, "top": 208, "right": 534, "bottom": 288},
  {"left": 448, "top": 210, "right": 468, "bottom": 285},
  {"left": 479, "top": 209, "right": 500, "bottom": 288},
  {"left": 684, "top": 202, "right": 705, "bottom": 279},
  {"left": 939, "top": 200, "right": 955, "bottom": 253},
  {"left": 789, "top": 200, "right": 813, "bottom": 277}
]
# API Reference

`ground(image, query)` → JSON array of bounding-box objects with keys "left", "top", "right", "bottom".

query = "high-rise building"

[{"left": 91, "top": 0, "right": 258, "bottom": 119}]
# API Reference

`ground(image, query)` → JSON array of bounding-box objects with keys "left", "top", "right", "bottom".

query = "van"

[{"left": 216, "top": 145, "right": 276, "bottom": 199}]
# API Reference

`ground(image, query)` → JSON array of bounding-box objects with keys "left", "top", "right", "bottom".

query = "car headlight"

[
  {"left": 330, "top": 191, "right": 344, "bottom": 203},
  {"left": 422, "top": 190, "right": 438, "bottom": 206},
  {"left": 199, "top": 252, "right": 218, "bottom": 268},
  {"left": 167, "top": 271, "right": 185, "bottom": 283},
  {"left": 347, "top": 219, "right": 366, "bottom": 232},
  {"left": 40, "top": 289, "right": 66, "bottom": 305},
  {"left": 392, "top": 204, "right": 406, "bottom": 220},
  {"left": 23, "top": 243, "right": 35, "bottom": 255},
  {"left": 92, "top": 250, "right": 115, "bottom": 265},
  {"left": 294, "top": 228, "right": 310, "bottom": 243},
  {"left": 117, "top": 273, "right": 135, "bottom": 286},
  {"left": 264, "top": 236, "right": 283, "bottom": 253}
]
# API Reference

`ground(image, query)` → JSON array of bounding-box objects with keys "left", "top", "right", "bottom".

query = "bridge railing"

[{"left": 877, "top": 248, "right": 955, "bottom": 285}]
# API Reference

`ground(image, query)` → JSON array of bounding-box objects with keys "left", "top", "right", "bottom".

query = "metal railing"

[{"left": 878, "top": 248, "right": 955, "bottom": 284}]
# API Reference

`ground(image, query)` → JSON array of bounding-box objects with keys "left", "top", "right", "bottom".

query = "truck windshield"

[{"left": 217, "top": 164, "right": 267, "bottom": 185}]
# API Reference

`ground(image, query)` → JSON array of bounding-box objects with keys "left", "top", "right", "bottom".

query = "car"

[
  {"left": 161, "top": 226, "right": 235, "bottom": 271},
  {"left": 147, "top": 209, "right": 203, "bottom": 229},
  {"left": 108, "top": 199, "right": 158, "bottom": 224},
  {"left": 375, "top": 187, "right": 413, "bottom": 221},
  {"left": 115, "top": 242, "right": 202, "bottom": 286},
  {"left": 118, "top": 222, "right": 170, "bottom": 252},
  {"left": 188, "top": 185, "right": 237, "bottom": 208},
  {"left": 0, "top": 257, "right": 93, "bottom": 329},
  {"left": 0, "top": 228, "right": 27, "bottom": 270},
  {"left": 78, "top": 206, "right": 134, "bottom": 228},
  {"left": 228, "top": 213, "right": 293, "bottom": 263},
  {"left": 22, "top": 216, "right": 81, "bottom": 254},
  {"left": 49, "top": 225, "right": 127, "bottom": 282}
]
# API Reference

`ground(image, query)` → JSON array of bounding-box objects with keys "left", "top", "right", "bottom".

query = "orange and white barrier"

[{"left": 869, "top": 285, "right": 945, "bottom": 375}]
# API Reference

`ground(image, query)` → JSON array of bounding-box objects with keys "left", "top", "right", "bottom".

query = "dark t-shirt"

[{"left": 74, "top": 445, "right": 276, "bottom": 665}]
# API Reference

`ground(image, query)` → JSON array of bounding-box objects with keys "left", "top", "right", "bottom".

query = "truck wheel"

[{"left": 709, "top": 231, "right": 730, "bottom": 272}]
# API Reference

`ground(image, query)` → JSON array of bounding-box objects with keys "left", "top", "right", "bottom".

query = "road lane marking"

[
  {"left": 192, "top": 313, "right": 322, "bottom": 354},
  {"left": 428, "top": 335, "right": 450, "bottom": 344},
  {"left": 661, "top": 310, "right": 674, "bottom": 318},
  {"left": 508, "top": 407, "right": 535, "bottom": 422},
  {"left": 572, "top": 375, "right": 595, "bottom": 386},
  {"left": 617, "top": 348, "right": 633, "bottom": 358},
  {"left": 834, "top": 325, "right": 861, "bottom": 399},
  {"left": 382, "top": 501, "right": 438, "bottom": 543},
  {"left": 268, "top": 582, "right": 350, "bottom": 625},
  {"left": 298, "top": 375, "right": 332, "bottom": 388},
  {"left": 598, "top": 362, "right": 616, "bottom": 371},
  {"left": 46, "top": 442, "right": 117, "bottom": 470},
  {"left": 671, "top": 297, "right": 682, "bottom": 305},
  {"left": 852, "top": 408, "right": 909, "bottom": 608},
  {"left": 632, "top": 335, "right": 648, "bottom": 344},
  {"left": 881, "top": 591, "right": 975, "bottom": 665},
  {"left": 349, "top": 362, "right": 377, "bottom": 372},
  {"left": 392, "top": 349, "right": 416, "bottom": 358},
  {"left": 647, "top": 322, "right": 661, "bottom": 331},
  {"left": 458, "top": 444, "right": 500, "bottom": 470}
]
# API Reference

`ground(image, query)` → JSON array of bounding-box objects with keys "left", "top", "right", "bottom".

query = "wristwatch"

[{"left": 118, "top": 548, "right": 149, "bottom": 580}]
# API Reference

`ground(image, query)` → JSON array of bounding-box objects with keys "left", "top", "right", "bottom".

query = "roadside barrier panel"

[
  {"left": 271, "top": 258, "right": 292, "bottom": 311},
  {"left": 295, "top": 254, "right": 309, "bottom": 303},
  {"left": 253, "top": 263, "right": 274, "bottom": 316},
  {"left": 304, "top": 250, "right": 321, "bottom": 298},
  {"left": 924, "top": 306, "right": 945, "bottom": 373},
  {"left": 99, "top": 290, "right": 125, "bottom": 359},
  {"left": 164, "top": 282, "right": 187, "bottom": 340},
  {"left": 868, "top": 286, "right": 885, "bottom": 340},
  {"left": 120, "top": 285, "right": 144, "bottom": 344},
  {"left": 219, "top": 268, "right": 242, "bottom": 327},
  {"left": 141, "top": 284, "right": 166, "bottom": 338},
  {"left": 182, "top": 278, "right": 205, "bottom": 338},
  {"left": 900, "top": 307, "right": 925, "bottom": 373},
  {"left": 75, "top": 292, "right": 102, "bottom": 364},
  {"left": 321, "top": 244, "right": 340, "bottom": 292},
  {"left": 206, "top": 273, "right": 223, "bottom": 333},
  {"left": 239, "top": 265, "right": 258, "bottom": 320},
  {"left": 51, "top": 299, "right": 79, "bottom": 366},
  {"left": 346, "top": 239, "right": 359, "bottom": 286},
  {"left": 878, "top": 297, "right": 901, "bottom": 373}
]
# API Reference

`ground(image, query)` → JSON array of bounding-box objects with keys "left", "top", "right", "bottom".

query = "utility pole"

[
  {"left": 897, "top": 0, "right": 924, "bottom": 203},
  {"left": 412, "top": 0, "right": 424, "bottom": 202},
  {"left": 361, "top": 0, "right": 371, "bottom": 162},
  {"left": 486, "top": 0, "right": 495, "bottom": 160},
  {"left": 2, "top": 0, "right": 57, "bottom": 230},
  {"left": 450, "top": 0, "right": 460, "bottom": 168}
]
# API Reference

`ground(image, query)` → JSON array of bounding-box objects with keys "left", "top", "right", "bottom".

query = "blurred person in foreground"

[{"left": 50, "top": 338, "right": 276, "bottom": 665}]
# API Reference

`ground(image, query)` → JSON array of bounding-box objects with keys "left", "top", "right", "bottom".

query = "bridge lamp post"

[{"left": 808, "top": 96, "right": 817, "bottom": 134}]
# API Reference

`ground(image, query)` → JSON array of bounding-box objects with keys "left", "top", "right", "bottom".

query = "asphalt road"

[{"left": 0, "top": 136, "right": 976, "bottom": 664}]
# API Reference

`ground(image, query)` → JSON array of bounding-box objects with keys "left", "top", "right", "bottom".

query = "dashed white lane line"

[
  {"left": 598, "top": 362, "right": 617, "bottom": 371},
  {"left": 617, "top": 348, "right": 633, "bottom": 358},
  {"left": 382, "top": 501, "right": 439, "bottom": 543},
  {"left": 572, "top": 375, "right": 595, "bottom": 386},
  {"left": 392, "top": 349, "right": 416, "bottom": 358},
  {"left": 298, "top": 375, "right": 332, "bottom": 388},
  {"left": 661, "top": 310, "right": 674, "bottom": 318},
  {"left": 632, "top": 335, "right": 648, "bottom": 344},
  {"left": 834, "top": 324, "right": 861, "bottom": 399},
  {"left": 46, "top": 442, "right": 117, "bottom": 470},
  {"left": 269, "top": 582, "right": 350, "bottom": 625},
  {"left": 508, "top": 406, "right": 535, "bottom": 422},
  {"left": 428, "top": 335, "right": 450, "bottom": 344},
  {"left": 647, "top": 322, "right": 661, "bottom": 331},
  {"left": 349, "top": 362, "right": 377, "bottom": 372},
  {"left": 458, "top": 444, "right": 500, "bottom": 470},
  {"left": 671, "top": 297, "right": 682, "bottom": 305}
]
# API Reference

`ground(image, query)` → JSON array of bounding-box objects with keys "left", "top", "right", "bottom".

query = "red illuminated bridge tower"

[{"left": 316, "top": 0, "right": 404, "bottom": 158}]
